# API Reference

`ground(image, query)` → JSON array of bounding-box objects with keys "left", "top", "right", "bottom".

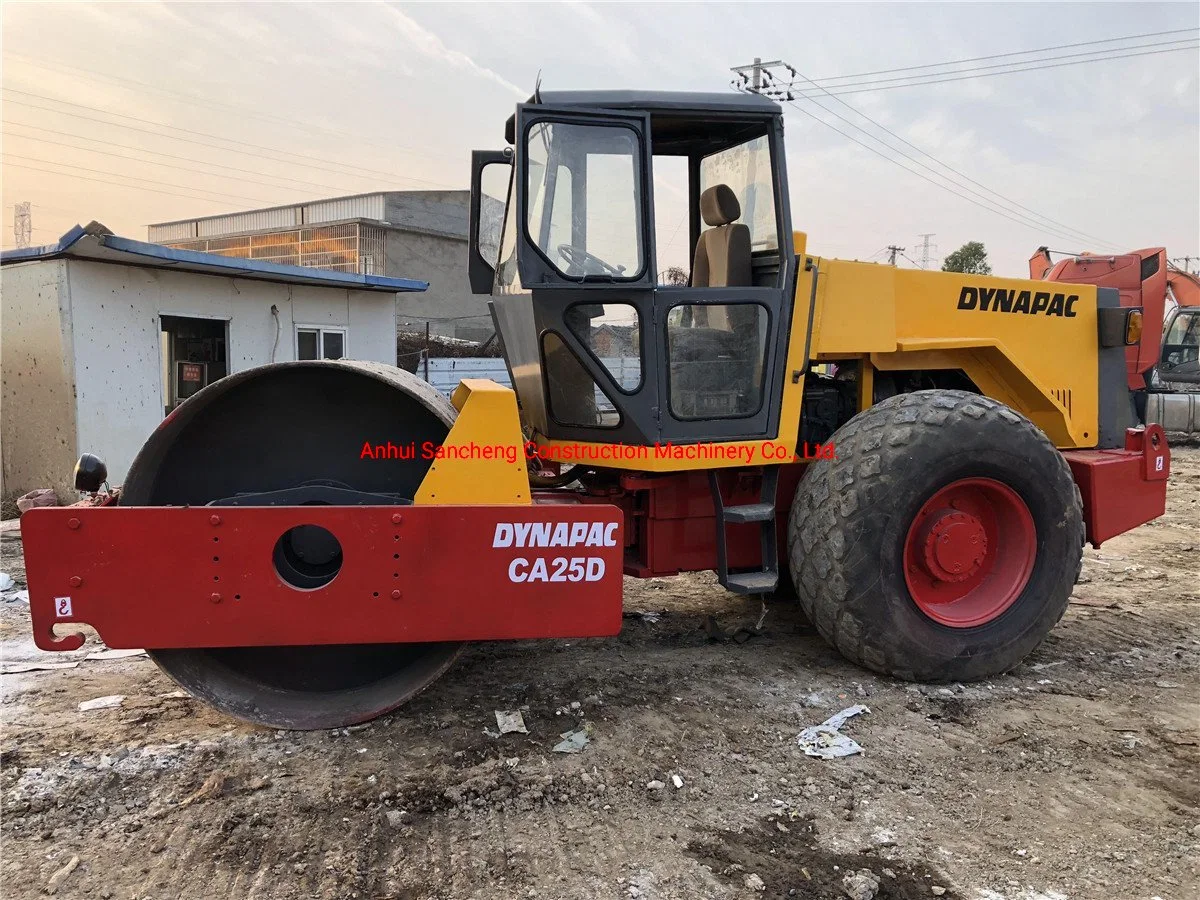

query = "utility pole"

[
  {"left": 917, "top": 233, "right": 937, "bottom": 269},
  {"left": 886, "top": 245, "right": 905, "bottom": 267},
  {"left": 1172, "top": 256, "right": 1198, "bottom": 276},
  {"left": 13, "top": 201, "right": 31, "bottom": 249},
  {"left": 731, "top": 58, "right": 784, "bottom": 95}
]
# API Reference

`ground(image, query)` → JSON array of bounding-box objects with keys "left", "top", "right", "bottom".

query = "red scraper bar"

[{"left": 22, "top": 504, "right": 624, "bottom": 652}]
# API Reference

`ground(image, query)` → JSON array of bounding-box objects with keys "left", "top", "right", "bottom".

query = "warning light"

[{"left": 1125, "top": 310, "right": 1144, "bottom": 345}]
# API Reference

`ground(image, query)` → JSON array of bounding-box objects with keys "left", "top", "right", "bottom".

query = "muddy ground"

[{"left": 1, "top": 449, "right": 1197, "bottom": 900}]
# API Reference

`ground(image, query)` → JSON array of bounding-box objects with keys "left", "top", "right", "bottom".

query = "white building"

[{"left": 1, "top": 223, "right": 427, "bottom": 500}]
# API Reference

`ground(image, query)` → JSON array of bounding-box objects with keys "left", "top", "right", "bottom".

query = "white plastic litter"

[
  {"left": 494, "top": 710, "right": 528, "bottom": 734},
  {"left": 553, "top": 727, "right": 590, "bottom": 753},
  {"left": 0, "top": 573, "right": 13, "bottom": 590},
  {"left": 796, "top": 704, "right": 870, "bottom": 758},
  {"left": 79, "top": 694, "right": 125, "bottom": 711},
  {"left": 2, "top": 660, "right": 80, "bottom": 674},
  {"left": 85, "top": 648, "right": 148, "bottom": 661}
]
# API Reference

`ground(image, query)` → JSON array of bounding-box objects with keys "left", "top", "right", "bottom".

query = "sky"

[{"left": 1, "top": 1, "right": 1197, "bottom": 277}]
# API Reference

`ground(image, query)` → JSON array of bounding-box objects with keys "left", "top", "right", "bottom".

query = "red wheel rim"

[{"left": 903, "top": 477, "right": 1036, "bottom": 628}]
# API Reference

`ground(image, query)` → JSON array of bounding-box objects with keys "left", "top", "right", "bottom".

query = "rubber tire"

[{"left": 786, "top": 389, "right": 1083, "bottom": 682}]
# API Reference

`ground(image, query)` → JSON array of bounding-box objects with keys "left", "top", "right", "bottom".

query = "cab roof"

[
  {"left": 505, "top": 90, "right": 781, "bottom": 149},
  {"left": 533, "top": 90, "right": 781, "bottom": 115}
]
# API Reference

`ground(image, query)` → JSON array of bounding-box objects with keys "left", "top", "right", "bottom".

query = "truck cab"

[{"left": 469, "top": 90, "right": 798, "bottom": 448}]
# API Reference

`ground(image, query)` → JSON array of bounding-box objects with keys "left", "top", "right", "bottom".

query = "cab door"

[
  {"left": 507, "top": 103, "right": 662, "bottom": 446},
  {"left": 653, "top": 122, "right": 797, "bottom": 444}
]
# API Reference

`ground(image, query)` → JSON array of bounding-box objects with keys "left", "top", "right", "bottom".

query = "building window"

[{"left": 296, "top": 327, "right": 346, "bottom": 360}]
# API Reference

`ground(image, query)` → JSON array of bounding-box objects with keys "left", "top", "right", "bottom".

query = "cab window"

[
  {"left": 700, "top": 134, "right": 778, "bottom": 253},
  {"left": 526, "top": 121, "right": 644, "bottom": 280},
  {"left": 666, "top": 303, "right": 769, "bottom": 418}
]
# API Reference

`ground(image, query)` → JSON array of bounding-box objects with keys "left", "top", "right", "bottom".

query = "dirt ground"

[{"left": 2, "top": 449, "right": 1197, "bottom": 900}]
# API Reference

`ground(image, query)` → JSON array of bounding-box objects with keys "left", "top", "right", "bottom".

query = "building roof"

[
  {"left": 0, "top": 223, "right": 429, "bottom": 293},
  {"left": 146, "top": 190, "right": 469, "bottom": 243}
]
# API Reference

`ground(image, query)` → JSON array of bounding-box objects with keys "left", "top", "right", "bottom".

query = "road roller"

[{"left": 20, "top": 90, "right": 1171, "bottom": 729}]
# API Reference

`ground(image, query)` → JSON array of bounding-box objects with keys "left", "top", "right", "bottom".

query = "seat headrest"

[{"left": 700, "top": 184, "right": 741, "bottom": 227}]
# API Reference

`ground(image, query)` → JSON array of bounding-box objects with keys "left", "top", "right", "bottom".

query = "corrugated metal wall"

[
  {"left": 197, "top": 206, "right": 302, "bottom": 237},
  {"left": 150, "top": 195, "right": 393, "bottom": 243},
  {"left": 148, "top": 221, "right": 198, "bottom": 241},
  {"left": 306, "top": 194, "right": 386, "bottom": 224}
]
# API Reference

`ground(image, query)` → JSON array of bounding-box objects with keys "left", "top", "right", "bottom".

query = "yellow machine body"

[{"left": 521, "top": 233, "right": 1101, "bottom": 474}]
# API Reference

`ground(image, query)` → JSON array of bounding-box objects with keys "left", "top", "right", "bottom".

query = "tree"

[
  {"left": 660, "top": 265, "right": 688, "bottom": 286},
  {"left": 941, "top": 241, "right": 992, "bottom": 275}
]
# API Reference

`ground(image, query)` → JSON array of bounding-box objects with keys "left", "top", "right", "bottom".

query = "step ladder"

[{"left": 708, "top": 467, "right": 781, "bottom": 595}]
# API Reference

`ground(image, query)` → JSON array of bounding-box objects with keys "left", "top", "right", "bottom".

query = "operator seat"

[
  {"left": 692, "top": 184, "right": 752, "bottom": 288},
  {"left": 671, "top": 184, "right": 760, "bottom": 416}
]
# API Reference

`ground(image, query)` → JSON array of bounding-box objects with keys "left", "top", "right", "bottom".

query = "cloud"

[{"left": 377, "top": 1, "right": 526, "bottom": 99}]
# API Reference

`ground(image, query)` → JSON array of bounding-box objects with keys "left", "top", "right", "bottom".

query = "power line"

[
  {"left": 2, "top": 51, "right": 450, "bottom": 166},
  {"left": 791, "top": 36, "right": 1198, "bottom": 93},
  {"left": 743, "top": 42, "right": 1198, "bottom": 99},
  {"left": 2, "top": 89, "right": 456, "bottom": 190},
  {"left": 3, "top": 159, "right": 285, "bottom": 208},
  {"left": 766, "top": 93, "right": 1121, "bottom": 248},
  {"left": 3, "top": 124, "right": 379, "bottom": 198},
  {"left": 808, "top": 28, "right": 1199, "bottom": 83},
  {"left": 3, "top": 153, "right": 282, "bottom": 206},
  {"left": 751, "top": 58, "right": 1121, "bottom": 250},
  {"left": 733, "top": 62, "right": 1126, "bottom": 249}
]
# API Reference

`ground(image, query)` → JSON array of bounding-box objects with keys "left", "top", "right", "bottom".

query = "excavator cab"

[{"left": 469, "top": 91, "right": 796, "bottom": 447}]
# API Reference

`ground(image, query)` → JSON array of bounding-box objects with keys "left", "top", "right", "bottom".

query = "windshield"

[{"left": 525, "top": 121, "right": 645, "bottom": 280}]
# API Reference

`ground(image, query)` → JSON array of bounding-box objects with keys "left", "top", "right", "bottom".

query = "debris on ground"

[
  {"left": 840, "top": 867, "right": 880, "bottom": 900},
  {"left": 744, "top": 872, "right": 766, "bottom": 891},
  {"left": 622, "top": 609, "right": 661, "bottom": 623},
  {"left": 553, "top": 727, "right": 590, "bottom": 753},
  {"left": 494, "top": 710, "right": 528, "bottom": 734},
  {"left": 0, "top": 572, "right": 12, "bottom": 590},
  {"left": 671, "top": 774, "right": 684, "bottom": 789},
  {"left": 85, "top": 648, "right": 148, "bottom": 661},
  {"left": 702, "top": 614, "right": 763, "bottom": 643},
  {"left": 178, "top": 772, "right": 228, "bottom": 807},
  {"left": 78, "top": 694, "right": 125, "bottom": 711},
  {"left": 1, "top": 588, "right": 29, "bottom": 603},
  {"left": 797, "top": 704, "right": 871, "bottom": 758},
  {"left": 2, "top": 660, "right": 80, "bottom": 674},
  {"left": 646, "top": 779, "right": 666, "bottom": 791},
  {"left": 16, "top": 488, "right": 57, "bottom": 514},
  {"left": 45, "top": 854, "right": 79, "bottom": 895}
]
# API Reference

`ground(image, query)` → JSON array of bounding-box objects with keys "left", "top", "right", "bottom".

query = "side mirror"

[{"left": 469, "top": 149, "right": 513, "bottom": 295}]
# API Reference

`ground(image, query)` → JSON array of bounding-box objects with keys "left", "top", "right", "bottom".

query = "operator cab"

[{"left": 469, "top": 90, "right": 797, "bottom": 446}]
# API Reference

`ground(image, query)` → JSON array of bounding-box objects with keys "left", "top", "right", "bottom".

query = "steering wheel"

[{"left": 557, "top": 244, "right": 625, "bottom": 278}]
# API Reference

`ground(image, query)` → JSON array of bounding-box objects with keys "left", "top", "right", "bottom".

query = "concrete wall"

[
  {"left": 387, "top": 230, "right": 492, "bottom": 341},
  {"left": 0, "top": 260, "right": 79, "bottom": 501},
  {"left": 384, "top": 191, "right": 470, "bottom": 238},
  {"left": 1, "top": 258, "right": 399, "bottom": 497}
]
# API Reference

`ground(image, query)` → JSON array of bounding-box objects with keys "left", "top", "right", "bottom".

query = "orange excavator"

[{"left": 1030, "top": 247, "right": 1199, "bottom": 434}]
